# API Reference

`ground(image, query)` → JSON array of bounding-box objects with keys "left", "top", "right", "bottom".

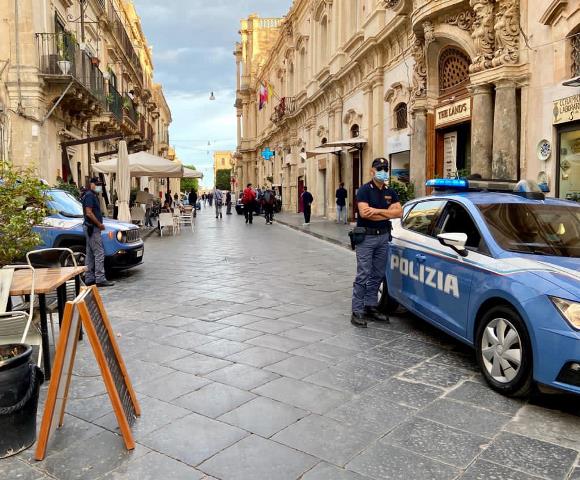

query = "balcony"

[
  {"left": 270, "top": 97, "right": 297, "bottom": 124},
  {"left": 94, "top": 85, "right": 140, "bottom": 135},
  {"left": 106, "top": 0, "right": 144, "bottom": 84},
  {"left": 36, "top": 32, "right": 106, "bottom": 116}
]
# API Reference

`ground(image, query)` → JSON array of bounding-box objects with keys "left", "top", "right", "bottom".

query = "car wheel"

[
  {"left": 64, "top": 245, "right": 86, "bottom": 267},
  {"left": 378, "top": 279, "right": 399, "bottom": 314},
  {"left": 475, "top": 305, "right": 533, "bottom": 397}
]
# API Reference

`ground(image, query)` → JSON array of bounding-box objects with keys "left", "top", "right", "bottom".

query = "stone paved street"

[{"left": 2, "top": 208, "right": 580, "bottom": 479}]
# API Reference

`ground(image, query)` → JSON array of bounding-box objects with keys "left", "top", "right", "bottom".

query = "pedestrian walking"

[
  {"left": 350, "top": 158, "right": 402, "bottom": 328},
  {"left": 214, "top": 188, "right": 224, "bottom": 219},
  {"left": 144, "top": 187, "right": 154, "bottom": 227},
  {"left": 301, "top": 187, "right": 313, "bottom": 225},
  {"left": 82, "top": 178, "right": 114, "bottom": 287},
  {"left": 263, "top": 186, "right": 275, "bottom": 224},
  {"left": 225, "top": 191, "right": 232, "bottom": 215},
  {"left": 188, "top": 189, "right": 198, "bottom": 217},
  {"left": 165, "top": 190, "right": 172, "bottom": 207},
  {"left": 208, "top": 192, "right": 214, "bottom": 207},
  {"left": 336, "top": 182, "right": 348, "bottom": 224},
  {"left": 202, "top": 193, "right": 207, "bottom": 207},
  {"left": 242, "top": 183, "right": 256, "bottom": 224}
]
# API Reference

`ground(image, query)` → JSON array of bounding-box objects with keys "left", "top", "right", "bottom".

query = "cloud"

[{"left": 133, "top": 0, "right": 290, "bottom": 187}]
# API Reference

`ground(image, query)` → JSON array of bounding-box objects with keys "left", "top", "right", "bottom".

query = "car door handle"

[{"left": 415, "top": 254, "right": 426, "bottom": 263}]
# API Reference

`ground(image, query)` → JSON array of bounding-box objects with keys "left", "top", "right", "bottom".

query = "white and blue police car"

[{"left": 380, "top": 178, "right": 580, "bottom": 397}]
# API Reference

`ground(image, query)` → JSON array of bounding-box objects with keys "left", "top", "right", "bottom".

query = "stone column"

[
  {"left": 236, "top": 112, "right": 242, "bottom": 146},
  {"left": 411, "top": 107, "right": 428, "bottom": 196},
  {"left": 470, "top": 84, "right": 493, "bottom": 178},
  {"left": 492, "top": 80, "right": 518, "bottom": 180},
  {"left": 372, "top": 78, "right": 384, "bottom": 158},
  {"left": 362, "top": 82, "right": 373, "bottom": 178}
]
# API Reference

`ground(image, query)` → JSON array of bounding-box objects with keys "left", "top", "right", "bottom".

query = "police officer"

[
  {"left": 351, "top": 158, "right": 403, "bottom": 327},
  {"left": 83, "top": 178, "right": 114, "bottom": 287}
]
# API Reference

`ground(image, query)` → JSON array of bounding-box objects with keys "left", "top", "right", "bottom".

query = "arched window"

[
  {"left": 394, "top": 103, "right": 408, "bottom": 130},
  {"left": 438, "top": 48, "right": 471, "bottom": 96},
  {"left": 351, "top": 124, "right": 360, "bottom": 138}
]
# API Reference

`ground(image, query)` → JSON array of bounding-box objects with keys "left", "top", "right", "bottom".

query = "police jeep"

[
  {"left": 379, "top": 178, "right": 580, "bottom": 397},
  {"left": 36, "top": 189, "right": 144, "bottom": 272}
]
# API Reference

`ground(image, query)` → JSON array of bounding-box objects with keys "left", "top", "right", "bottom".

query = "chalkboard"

[
  {"left": 35, "top": 301, "right": 82, "bottom": 461},
  {"left": 77, "top": 286, "right": 140, "bottom": 450},
  {"left": 35, "top": 286, "right": 140, "bottom": 460}
]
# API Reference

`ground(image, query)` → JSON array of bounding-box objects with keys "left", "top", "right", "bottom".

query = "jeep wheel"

[
  {"left": 64, "top": 245, "right": 86, "bottom": 268},
  {"left": 476, "top": 305, "right": 533, "bottom": 397},
  {"left": 378, "top": 279, "right": 399, "bottom": 314}
]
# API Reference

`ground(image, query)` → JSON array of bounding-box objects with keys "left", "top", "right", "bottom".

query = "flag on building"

[
  {"left": 267, "top": 82, "right": 276, "bottom": 101},
  {"left": 258, "top": 83, "right": 268, "bottom": 110}
]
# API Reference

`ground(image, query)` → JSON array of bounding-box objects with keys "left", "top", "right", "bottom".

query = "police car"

[
  {"left": 380, "top": 178, "right": 580, "bottom": 397},
  {"left": 37, "top": 189, "right": 144, "bottom": 271}
]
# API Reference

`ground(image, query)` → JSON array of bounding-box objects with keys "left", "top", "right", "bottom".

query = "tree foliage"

[
  {"left": 180, "top": 164, "right": 199, "bottom": 192},
  {"left": 389, "top": 180, "right": 415, "bottom": 205},
  {"left": 215, "top": 169, "right": 231, "bottom": 191},
  {"left": 0, "top": 162, "right": 48, "bottom": 266}
]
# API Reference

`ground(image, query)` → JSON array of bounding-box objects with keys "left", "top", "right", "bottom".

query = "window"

[
  {"left": 394, "top": 103, "right": 407, "bottom": 129},
  {"left": 351, "top": 124, "right": 360, "bottom": 138},
  {"left": 402, "top": 200, "right": 446, "bottom": 236},
  {"left": 439, "top": 48, "right": 471, "bottom": 96},
  {"left": 435, "top": 202, "right": 486, "bottom": 252},
  {"left": 320, "top": 16, "right": 328, "bottom": 66},
  {"left": 571, "top": 34, "right": 580, "bottom": 77}
]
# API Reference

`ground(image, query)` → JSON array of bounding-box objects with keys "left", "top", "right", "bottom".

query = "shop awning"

[
  {"left": 305, "top": 146, "right": 343, "bottom": 159},
  {"left": 323, "top": 137, "right": 368, "bottom": 148},
  {"left": 92, "top": 151, "right": 183, "bottom": 178}
]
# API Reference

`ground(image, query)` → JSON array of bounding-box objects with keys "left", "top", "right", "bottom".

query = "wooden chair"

[{"left": 0, "top": 265, "right": 43, "bottom": 366}]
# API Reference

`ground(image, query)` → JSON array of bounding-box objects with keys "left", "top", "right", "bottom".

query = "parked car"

[
  {"left": 380, "top": 178, "right": 580, "bottom": 397},
  {"left": 35, "top": 189, "right": 144, "bottom": 272}
]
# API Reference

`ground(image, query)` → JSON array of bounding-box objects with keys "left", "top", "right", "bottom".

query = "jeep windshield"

[
  {"left": 47, "top": 190, "right": 84, "bottom": 218},
  {"left": 478, "top": 203, "right": 580, "bottom": 257}
]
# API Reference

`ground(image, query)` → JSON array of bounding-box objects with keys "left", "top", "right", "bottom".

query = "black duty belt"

[{"left": 365, "top": 228, "right": 389, "bottom": 235}]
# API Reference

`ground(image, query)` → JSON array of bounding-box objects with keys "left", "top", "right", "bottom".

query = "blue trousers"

[{"left": 352, "top": 233, "right": 389, "bottom": 314}]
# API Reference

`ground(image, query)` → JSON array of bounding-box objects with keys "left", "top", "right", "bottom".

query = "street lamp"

[{"left": 209, "top": 92, "right": 216, "bottom": 101}]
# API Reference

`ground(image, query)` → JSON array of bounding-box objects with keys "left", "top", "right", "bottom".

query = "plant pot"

[
  {"left": 91, "top": 57, "right": 100, "bottom": 67},
  {"left": 0, "top": 344, "right": 44, "bottom": 459},
  {"left": 57, "top": 60, "right": 71, "bottom": 75}
]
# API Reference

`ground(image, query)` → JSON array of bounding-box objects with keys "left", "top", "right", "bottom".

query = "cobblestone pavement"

[{"left": 3, "top": 208, "right": 580, "bottom": 479}]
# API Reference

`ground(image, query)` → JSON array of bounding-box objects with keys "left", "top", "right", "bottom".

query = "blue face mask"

[
  {"left": 94, "top": 186, "right": 103, "bottom": 194},
  {"left": 374, "top": 170, "right": 389, "bottom": 183}
]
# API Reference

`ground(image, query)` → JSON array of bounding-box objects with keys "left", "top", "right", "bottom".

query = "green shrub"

[
  {"left": 0, "top": 162, "right": 48, "bottom": 266},
  {"left": 389, "top": 180, "right": 415, "bottom": 204}
]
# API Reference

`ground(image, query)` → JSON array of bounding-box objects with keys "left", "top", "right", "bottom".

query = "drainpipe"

[{"left": 14, "top": 0, "right": 23, "bottom": 112}]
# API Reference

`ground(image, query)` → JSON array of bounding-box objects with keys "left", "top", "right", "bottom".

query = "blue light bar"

[{"left": 425, "top": 178, "right": 469, "bottom": 189}]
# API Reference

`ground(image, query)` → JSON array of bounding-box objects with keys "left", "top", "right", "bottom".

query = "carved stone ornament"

[
  {"left": 445, "top": 9, "right": 477, "bottom": 31},
  {"left": 469, "top": 0, "right": 496, "bottom": 73},
  {"left": 423, "top": 21, "right": 435, "bottom": 50},
  {"left": 384, "top": 0, "right": 401, "bottom": 7},
  {"left": 492, "top": 0, "right": 520, "bottom": 67},
  {"left": 411, "top": 34, "right": 427, "bottom": 99}
]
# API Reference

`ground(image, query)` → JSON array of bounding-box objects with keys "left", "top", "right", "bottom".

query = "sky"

[{"left": 133, "top": 0, "right": 290, "bottom": 187}]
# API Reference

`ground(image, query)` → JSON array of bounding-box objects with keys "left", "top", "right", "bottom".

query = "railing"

[
  {"left": 95, "top": 0, "right": 106, "bottom": 12},
  {"left": 259, "top": 18, "right": 283, "bottom": 28},
  {"left": 107, "top": 0, "right": 144, "bottom": 84},
  {"left": 123, "top": 93, "right": 138, "bottom": 124},
  {"left": 271, "top": 96, "right": 297, "bottom": 123},
  {"left": 36, "top": 33, "right": 105, "bottom": 105},
  {"left": 107, "top": 83, "right": 123, "bottom": 121}
]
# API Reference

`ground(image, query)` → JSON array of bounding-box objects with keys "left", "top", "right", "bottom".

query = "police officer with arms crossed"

[
  {"left": 351, "top": 158, "right": 402, "bottom": 327},
  {"left": 82, "top": 178, "right": 114, "bottom": 287}
]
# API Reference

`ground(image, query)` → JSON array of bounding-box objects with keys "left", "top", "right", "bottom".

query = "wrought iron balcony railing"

[
  {"left": 271, "top": 96, "right": 297, "bottom": 123},
  {"left": 123, "top": 93, "right": 138, "bottom": 125},
  {"left": 106, "top": 83, "right": 123, "bottom": 122},
  {"left": 36, "top": 32, "right": 105, "bottom": 105}
]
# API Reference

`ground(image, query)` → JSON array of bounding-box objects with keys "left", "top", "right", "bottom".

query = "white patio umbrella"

[
  {"left": 116, "top": 140, "right": 131, "bottom": 222},
  {"left": 182, "top": 167, "right": 204, "bottom": 179}
]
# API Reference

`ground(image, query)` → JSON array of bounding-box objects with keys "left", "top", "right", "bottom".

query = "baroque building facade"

[
  {"left": 235, "top": 0, "right": 580, "bottom": 220},
  {"left": 0, "top": 0, "right": 173, "bottom": 198}
]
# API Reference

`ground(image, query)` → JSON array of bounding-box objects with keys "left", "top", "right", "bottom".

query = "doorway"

[
  {"left": 435, "top": 122, "right": 471, "bottom": 178},
  {"left": 298, "top": 177, "right": 304, "bottom": 213},
  {"left": 351, "top": 150, "right": 362, "bottom": 221}
]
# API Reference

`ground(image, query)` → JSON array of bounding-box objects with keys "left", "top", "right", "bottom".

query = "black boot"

[
  {"left": 351, "top": 312, "right": 368, "bottom": 328},
  {"left": 365, "top": 306, "right": 389, "bottom": 323}
]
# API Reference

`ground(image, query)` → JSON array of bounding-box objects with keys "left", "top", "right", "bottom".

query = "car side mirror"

[{"left": 437, "top": 232, "right": 468, "bottom": 256}]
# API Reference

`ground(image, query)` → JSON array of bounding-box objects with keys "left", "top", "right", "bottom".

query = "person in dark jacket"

[
  {"left": 301, "top": 187, "right": 314, "bottom": 225},
  {"left": 226, "top": 191, "right": 233, "bottom": 215},
  {"left": 188, "top": 189, "right": 198, "bottom": 217},
  {"left": 336, "top": 182, "right": 348, "bottom": 224}
]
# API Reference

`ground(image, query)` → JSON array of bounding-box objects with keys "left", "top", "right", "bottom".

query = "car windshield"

[
  {"left": 46, "top": 190, "right": 84, "bottom": 218},
  {"left": 478, "top": 203, "right": 580, "bottom": 257}
]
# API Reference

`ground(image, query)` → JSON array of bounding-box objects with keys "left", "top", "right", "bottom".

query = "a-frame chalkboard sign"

[{"left": 35, "top": 286, "right": 140, "bottom": 460}]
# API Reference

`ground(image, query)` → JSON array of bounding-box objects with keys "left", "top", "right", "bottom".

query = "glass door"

[{"left": 558, "top": 123, "right": 580, "bottom": 202}]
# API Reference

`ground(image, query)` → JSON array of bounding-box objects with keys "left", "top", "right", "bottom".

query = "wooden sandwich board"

[{"left": 35, "top": 286, "right": 140, "bottom": 460}]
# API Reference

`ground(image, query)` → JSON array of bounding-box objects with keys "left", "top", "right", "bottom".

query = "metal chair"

[
  {"left": 159, "top": 212, "right": 175, "bottom": 236},
  {"left": 130, "top": 206, "right": 145, "bottom": 226},
  {"left": 180, "top": 205, "right": 194, "bottom": 231},
  {"left": 0, "top": 265, "right": 42, "bottom": 366},
  {"left": 26, "top": 248, "right": 78, "bottom": 344}
]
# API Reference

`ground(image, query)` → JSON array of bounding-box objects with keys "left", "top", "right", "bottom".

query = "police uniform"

[{"left": 352, "top": 159, "right": 399, "bottom": 325}]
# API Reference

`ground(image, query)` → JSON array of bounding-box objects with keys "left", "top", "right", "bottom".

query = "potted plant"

[
  {"left": 0, "top": 344, "right": 44, "bottom": 458},
  {"left": 0, "top": 161, "right": 48, "bottom": 267},
  {"left": 56, "top": 34, "right": 72, "bottom": 75},
  {"left": 90, "top": 56, "right": 100, "bottom": 67}
]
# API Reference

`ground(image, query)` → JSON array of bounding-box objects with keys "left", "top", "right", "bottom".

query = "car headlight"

[
  {"left": 550, "top": 296, "right": 580, "bottom": 329},
  {"left": 116, "top": 231, "right": 124, "bottom": 242}
]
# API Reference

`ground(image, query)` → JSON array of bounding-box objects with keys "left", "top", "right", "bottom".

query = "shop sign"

[
  {"left": 443, "top": 132, "right": 458, "bottom": 178},
  {"left": 553, "top": 94, "right": 580, "bottom": 125},
  {"left": 387, "top": 133, "right": 410, "bottom": 154},
  {"left": 435, "top": 98, "right": 471, "bottom": 127}
]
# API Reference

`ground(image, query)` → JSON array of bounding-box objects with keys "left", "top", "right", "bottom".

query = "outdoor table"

[{"left": 9, "top": 266, "right": 86, "bottom": 381}]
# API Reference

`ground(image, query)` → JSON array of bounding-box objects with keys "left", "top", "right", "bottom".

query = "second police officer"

[{"left": 351, "top": 157, "right": 403, "bottom": 328}]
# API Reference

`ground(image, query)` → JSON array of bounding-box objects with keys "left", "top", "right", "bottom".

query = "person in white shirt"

[{"left": 214, "top": 188, "right": 224, "bottom": 219}]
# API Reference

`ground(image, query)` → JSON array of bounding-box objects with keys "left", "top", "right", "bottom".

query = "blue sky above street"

[{"left": 133, "top": 0, "right": 290, "bottom": 187}]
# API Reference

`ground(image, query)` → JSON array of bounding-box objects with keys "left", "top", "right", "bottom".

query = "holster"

[{"left": 348, "top": 227, "right": 367, "bottom": 251}]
